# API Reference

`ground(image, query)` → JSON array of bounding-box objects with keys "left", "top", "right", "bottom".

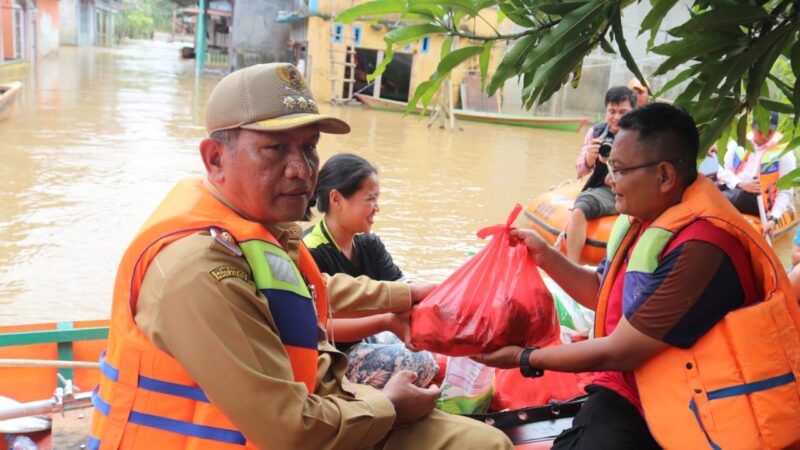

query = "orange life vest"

[
  {"left": 595, "top": 176, "right": 800, "bottom": 450},
  {"left": 89, "top": 178, "right": 328, "bottom": 450},
  {"left": 731, "top": 132, "right": 785, "bottom": 212}
]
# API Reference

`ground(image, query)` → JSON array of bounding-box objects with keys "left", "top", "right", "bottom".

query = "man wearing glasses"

[{"left": 475, "top": 103, "right": 800, "bottom": 450}]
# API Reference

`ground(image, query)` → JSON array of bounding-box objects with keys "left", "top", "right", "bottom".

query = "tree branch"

[{"left": 444, "top": 19, "right": 558, "bottom": 41}]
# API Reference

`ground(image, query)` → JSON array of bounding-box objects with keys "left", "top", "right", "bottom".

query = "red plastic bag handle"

[{"left": 476, "top": 204, "right": 523, "bottom": 240}]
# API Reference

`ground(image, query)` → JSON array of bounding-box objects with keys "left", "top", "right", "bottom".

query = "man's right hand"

[
  {"left": 584, "top": 138, "right": 602, "bottom": 169},
  {"left": 408, "top": 282, "right": 437, "bottom": 304},
  {"left": 382, "top": 370, "right": 440, "bottom": 425},
  {"left": 737, "top": 179, "right": 761, "bottom": 194},
  {"left": 509, "top": 228, "right": 553, "bottom": 267}
]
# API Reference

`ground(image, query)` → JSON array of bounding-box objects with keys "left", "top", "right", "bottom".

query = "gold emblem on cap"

[
  {"left": 277, "top": 65, "right": 306, "bottom": 92},
  {"left": 282, "top": 96, "right": 318, "bottom": 113}
]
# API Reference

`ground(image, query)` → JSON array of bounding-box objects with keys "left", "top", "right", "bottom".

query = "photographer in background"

[{"left": 569, "top": 86, "right": 637, "bottom": 263}]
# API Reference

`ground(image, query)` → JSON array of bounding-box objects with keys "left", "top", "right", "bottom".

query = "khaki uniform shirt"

[{"left": 134, "top": 183, "right": 412, "bottom": 450}]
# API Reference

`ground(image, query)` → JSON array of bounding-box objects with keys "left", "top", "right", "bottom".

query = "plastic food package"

[
  {"left": 410, "top": 204, "right": 560, "bottom": 355},
  {"left": 544, "top": 277, "right": 595, "bottom": 337},
  {"left": 435, "top": 357, "right": 495, "bottom": 414}
]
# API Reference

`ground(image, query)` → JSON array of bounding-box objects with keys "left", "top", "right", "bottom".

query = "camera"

[{"left": 599, "top": 131, "right": 615, "bottom": 158}]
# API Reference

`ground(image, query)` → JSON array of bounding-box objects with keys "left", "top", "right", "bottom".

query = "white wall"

[{"left": 501, "top": 1, "right": 692, "bottom": 118}]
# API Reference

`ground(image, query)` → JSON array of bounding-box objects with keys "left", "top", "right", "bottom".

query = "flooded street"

[{"left": 0, "top": 40, "right": 792, "bottom": 325}]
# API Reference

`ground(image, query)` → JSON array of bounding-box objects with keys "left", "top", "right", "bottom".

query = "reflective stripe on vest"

[
  {"left": 240, "top": 240, "right": 320, "bottom": 391},
  {"left": 90, "top": 352, "right": 246, "bottom": 447}
]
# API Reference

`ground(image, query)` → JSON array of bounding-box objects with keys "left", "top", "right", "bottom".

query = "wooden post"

[{"left": 195, "top": 0, "right": 208, "bottom": 75}]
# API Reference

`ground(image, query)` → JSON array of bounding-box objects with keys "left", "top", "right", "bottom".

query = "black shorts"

[
  {"left": 573, "top": 187, "right": 616, "bottom": 219},
  {"left": 551, "top": 384, "right": 662, "bottom": 450}
]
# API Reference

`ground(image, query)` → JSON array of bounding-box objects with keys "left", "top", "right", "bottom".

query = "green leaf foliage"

[
  {"left": 777, "top": 167, "right": 800, "bottom": 190},
  {"left": 336, "top": 1, "right": 407, "bottom": 23},
  {"left": 668, "top": 5, "right": 773, "bottom": 36},
  {"left": 411, "top": 0, "right": 479, "bottom": 16},
  {"left": 639, "top": 0, "right": 679, "bottom": 48},
  {"left": 368, "top": 24, "right": 446, "bottom": 82},
  {"left": 479, "top": 43, "right": 492, "bottom": 88},
  {"left": 437, "top": 46, "right": 485, "bottom": 73},
  {"left": 341, "top": 0, "right": 800, "bottom": 185}
]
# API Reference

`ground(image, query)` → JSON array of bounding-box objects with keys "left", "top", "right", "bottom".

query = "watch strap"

[{"left": 519, "top": 347, "right": 544, "bottom": 378}]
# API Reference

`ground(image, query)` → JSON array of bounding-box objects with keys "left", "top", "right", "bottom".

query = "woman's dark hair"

[{"left": 310, "top": 153, "right": 377, "bottom": 215}]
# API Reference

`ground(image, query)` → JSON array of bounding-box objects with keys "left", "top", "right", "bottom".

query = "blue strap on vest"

[
  {"left": 688, "top": 371, "right": 796, "bottom": 450},
  {"left": 92, "top": 352, "right": 246, "bottom": 446},
  {"left": 91, "top": 391, "right": 246, "bottom": 445},
  {"left": 99, "top": 351, "right": 211, "bottom": 402}
]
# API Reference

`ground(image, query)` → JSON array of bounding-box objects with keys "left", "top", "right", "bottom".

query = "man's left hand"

[
  {"left": 764, "top": 218, "right": 777, "bottom": 237},
  {"left": 409, "top": 282, "right": 437, "bottom": 304},
  {"left": 386, "top": 311, "right": 416, "bottom": 351},
  {"left": 471, "top": 345, "right": 524, "bottom": 369}
]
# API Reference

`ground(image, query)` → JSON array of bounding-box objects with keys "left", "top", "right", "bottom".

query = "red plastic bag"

[
  {"left": 492, "top": 353, "right": 591, "bottom": 410},
  {"left": 410, "top": 204, "right": 560, "bottom": 356}
]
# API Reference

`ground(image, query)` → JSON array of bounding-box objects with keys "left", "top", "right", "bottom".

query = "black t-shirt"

[{"left": 303, "top": 219, "right": 404, "bottom": 351}]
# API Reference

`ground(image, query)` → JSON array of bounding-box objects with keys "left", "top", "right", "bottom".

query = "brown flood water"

[{"left": 0, "top": 40, "right": 792, "bottom": 325}]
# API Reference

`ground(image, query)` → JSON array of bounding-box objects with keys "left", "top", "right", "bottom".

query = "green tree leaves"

[
  {"left": 338, "top": 0, "right": 800, "bottom": 183},
  {"left": 122, "top": 0, "right": 173, "bottom": 38}
]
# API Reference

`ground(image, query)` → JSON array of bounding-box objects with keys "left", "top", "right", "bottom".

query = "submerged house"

[
  {"left": 59, "top": 0, "right": 123, "bottom": 47},
  {"left": 181, "top": 0, "right": 506, "bottom": 107},
  {"left": 276, "top": 0, "right": 508, "bottom": 104},
  {"left": 1, "top": 0, "right": 60, "bottom": 64}
]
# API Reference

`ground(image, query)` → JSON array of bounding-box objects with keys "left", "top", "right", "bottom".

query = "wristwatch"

[
  {"left": 767, "top": 215, "right": 778, "bottom": 224},
  {"left": 519, "top": 347, "right": 544, "bottom": 378}
]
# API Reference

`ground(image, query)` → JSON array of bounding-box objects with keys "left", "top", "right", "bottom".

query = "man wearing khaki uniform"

[{"left": 97, "top": 62, "right": 512, "bottom": 449}]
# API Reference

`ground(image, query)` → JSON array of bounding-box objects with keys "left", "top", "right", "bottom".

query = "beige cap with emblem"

[{"left": 205, "top": 62, "right": 350, "bottom": 135}]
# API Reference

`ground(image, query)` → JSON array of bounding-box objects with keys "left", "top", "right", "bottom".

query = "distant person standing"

[
  {"left": 716, "top": 112, "right": 796, "bottom": 237},
  {"left": 569, "top": 86, "right": 637, "bottom": 263},
  {"left": 627, "top": 78, "right": 649, "bottom": 107}
]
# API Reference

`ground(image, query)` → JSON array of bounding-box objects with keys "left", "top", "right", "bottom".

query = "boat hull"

[
  {"left": 354, "top": 93, "right": 588, "bottom": 132},
  {"left": 0, "top": 316, "right": 581, "bottom": 449},
  {"left": 0, "top": 320, "right": 108, "bottom": 449},
  {"left": 0, "top": 82, "right": 22, "bottom": 121}
]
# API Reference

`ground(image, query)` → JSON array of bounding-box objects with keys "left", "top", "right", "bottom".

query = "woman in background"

[{"left": 304, "top": 153, "right": 438, "bottom": 389}]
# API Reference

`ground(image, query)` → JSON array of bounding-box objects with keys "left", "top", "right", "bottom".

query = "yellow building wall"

[{"left": 305, "top": 0, "right": 509, "bottom": 104}]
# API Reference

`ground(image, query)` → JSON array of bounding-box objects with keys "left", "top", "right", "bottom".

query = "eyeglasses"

[{"left": 605, "top": 159, "right": 682, "bottom": 182}]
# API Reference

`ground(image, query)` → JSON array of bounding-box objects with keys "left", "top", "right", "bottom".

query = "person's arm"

[
  {"left": 576, "top": 129, "right": 596, "bottom": 177},
  {"left": 477, "top": 234, "right": 746, "bottom": 375},
  {"left": 136, "top": 234, "right": 397, "bottom": 450},
  {"left": 717, "top": 142, "right": 743, "bottom": 189},
  {"left": 323, "top": 272, "right": 412, "bottom": 317},
  {"left": 770, "top": 151, "right": 797, "bottom": 219},
  {"left": 473, "top": 317, "right": 666, "bottom": 372},
  {"left": 510, "top": 228, "right": 600, "bottom": 310},
  {"left": 328, "top": 312, "right": 410, "bottom": 343}
]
